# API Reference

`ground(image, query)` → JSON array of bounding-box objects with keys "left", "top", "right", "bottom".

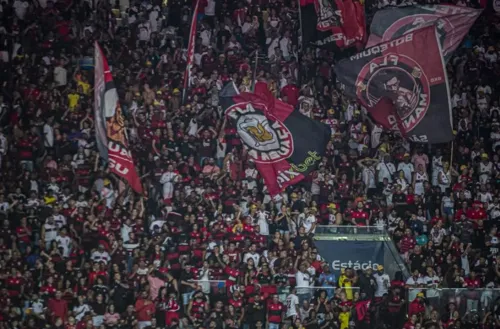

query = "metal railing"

[
  {"left": 192, "top": 280, "right": 226, "bottom": 297},
  {"left": 277, "top": 286, "right": 361, "bottom": 304},
  {"left": 315, "top": 225, "right": 388, "bottom": 235},
  {"left": 189, "top": 281, "right": 360, "bottom": 305},
  {"left": 407, "top": 288, "right": 500, "bottom": 318}
]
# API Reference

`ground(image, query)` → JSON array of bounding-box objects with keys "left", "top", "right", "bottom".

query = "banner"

[
  {"left": 300, "top": 0, "right": 365, "bottom": 51},
  {"left": 183, "top": 0, "right": 199, "bottom": 102},
  {"left": 334, "top": 26, "right": 453, "bottom": 144},
  {"left": 315, "top": 240, "right": 385, "bottom": 275},
  {"left": 220, "top": 82, "right": 330, "bottom": 196},
  {"left": 94, "top": 42, "right": 143, "bottom": 193},
  {"left": 366, "top": 5, "right": 481, "bottom": 62}
]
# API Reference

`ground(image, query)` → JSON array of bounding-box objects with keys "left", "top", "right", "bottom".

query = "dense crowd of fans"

[{"left": 0, "top": 0, "right": 499, "bottom": 328}]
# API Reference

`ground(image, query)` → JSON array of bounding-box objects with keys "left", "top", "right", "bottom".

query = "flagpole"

[
  {"left": 297, "top": 0, "right": 304, "bottom": 85},
  {"left": 449, "top": 140, "right": 454, "bottom": 173},
  {"left": 182, "top": 0, "right": 200, "bottom": 104},
  {"left": 251, "top": 50, "right": 259, "bottom": 92},
  {"left": 298, "top": 0, "right": 303, "bottom": 54}
]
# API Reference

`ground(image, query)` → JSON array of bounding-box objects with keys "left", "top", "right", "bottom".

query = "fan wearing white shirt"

[
  {"left": 422, "top": 267, "right": 441, "bottom": 303},
  {"left": 244, "top": 163, "right": 259, "bottom": 191},
  {"left": 242, "top": 244, "right": 260, "bottom": 266},
  {"left": 43, "top": 118, "right": 54, "bottom": 149},
  {"left": 256, "top": 208, "right": 270, "bottom": 236},
  {"left": 242, "top": 16, "right": 253, "bottom": 34},
  {"left": 75, "top": 199, "right": 89, "bottom": 208},
  {"left": 285, "top": 287, "right": 300, "bottom": 321},
  {"left": 279, "top": 31, "right": 292, "bottom": 60},
  {"left": 138, "top": 21, "right": 151, "bottom": 42},
  {"left": 121, "top": 218, "right": 134, "bottom": 242},
  {"left": 149, "top": 6, "right": 160, "bottom": 32},
  {"left": 53, "top": 62, "right": 67, "bottom": 87},
  {"left": 295, "top": 263, "right": 314, "bottom": 302},
  {"left": 373, "top": 265, "right": 391, "bottom": 297},
  {"left": 406, "top": 269, "right": 424, "bottom": 301},
  {"left": 0, "top": 129, "right": 7, "bottom": 169},
  {"left": 485, "top": 48, "right": 498, "bottom": 64},
  {"left": 0, "top": 195, "right": 9, "bottom": 213},
  {"left": 91, "top": 244, "right": 111, "bottom": 264},
  {"left": 476, "top": 84, "right": 492, "bottom": 99},
  {"left": 73, "top": 296, "right": 92, "bottom": 321},
  {"left": 266, "top": 35, "right": 280, "bottom": 58},
  {"left": 205, "top": 0, "right": 215, "bottom": 16},
  {"left": 13, "top": 0, "right": 28, "bottom": 19},
  {"left": 451, "top": 91, "right": 463, "bottom": 108},
  {"left": 302, "top": 208, "right": 317, "bottom": 234},
  {"left": 101, "top": 180, "right": 116, "bottom": 209},
  {"left": 376, "top": 156, "right": 396, "bottom": 183},
  {"left": 55, "top": 227, "right": 72, "bottom": 258},
  {"left": 429, "top": 222, "right": 447, "bottom": 246},
  {"left": 52, "top": 209, "right": 67, "bottom": 229},
  {"left": 490, "top": 124, "right": 500, "bottom": 151},
  {"left": 397, "top": 155, "right": 414, "bottom": 183},
  {"left": 478, "top": 185, "right": 493, "bottom": 204},
  {"left": 41, "top": 217, "right": 58, "bottom": 250}
]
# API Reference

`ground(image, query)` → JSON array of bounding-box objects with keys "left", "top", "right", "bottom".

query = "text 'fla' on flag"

[{"left": 334, "top": 25, "right": 453, "bottom": 144}]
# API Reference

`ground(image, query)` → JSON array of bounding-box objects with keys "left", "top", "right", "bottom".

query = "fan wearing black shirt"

[
  {"left": 91, "top": 293, "right": 107, "bottom": 325},
  {"left": 303, "top": 310, "right": 320, "bottom": 329},
  {"left": 246, "top": 294, "right": 266, "bottom": 329},
  {"left": 425, "top": 187, "right": 442, "bottom": 213},
  {"left": 392, "top": 187, "right": 406, "bottom": 217},
  {"left": 320, "top": 313, "right": 340, "bottom": 329},
  {"left": 92, "top": 276, "right": 110, "bottom": 301},
  {"left": 179, "top": 264, "right": 197, "bottom": 308},
  {"left": 121, "top": 305, "right": 138, "bottom": 329},
  {"left": 273, "top": 269, "right": 288, "bottom": 287},
  {"left": 110, "top": 273, "right": 132, "bottom": 313},
  {"left": 409, "top": 246, "right": 426, "bottom": 274}
]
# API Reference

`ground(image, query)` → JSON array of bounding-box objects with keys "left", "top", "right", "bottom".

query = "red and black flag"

[
  {"left": 334, "top": 26, "right": 453, "bottom": 144},
  {"left": 366, "top": 5, "right": 481, "bottom": 62},
  {"left": 94, "top": 42, "right": 143, "bottom": 193},
  {"left": 182, "top": 0, "right": 200, "bottom": 102},
  {"left": 220, "top": 82, "right": 331, "bottom": 197},
  {"left": 300, "top": 0, "right": 366, "bottom": 52}
]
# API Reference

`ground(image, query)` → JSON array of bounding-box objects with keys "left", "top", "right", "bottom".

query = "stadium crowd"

[{"left": 0, "top": 0, "right": 498, "bottom": 328}]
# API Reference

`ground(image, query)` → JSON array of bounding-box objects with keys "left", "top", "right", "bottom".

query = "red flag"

[
  {"left": 354, "top": 0, "right": 367, "bottom": 48},
  {"left": 220, "top": 82, "right": 331, "bottom": 196},
  {"left": 356, "top": 300, "right": 371, "bottom": 321},
  {"left": 367, "top": 96, "right": 407, "bottom": 138},
  {"left": 183, "top": 0, "right": 200, "bottom": 102},
  {"left": 340, "top": 0, "right": 357, "bottom": 40},
  {"left": 366, "top": 5, "right": 481, "bottom": 62},
  {"left": 94, "top": 42, "right": 143, "bottom": 193},
  {"left": 300, "top": 0, "right": 366, "bottom": 50}
]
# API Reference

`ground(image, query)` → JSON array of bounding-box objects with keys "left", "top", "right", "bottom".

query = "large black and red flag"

[
  {"left": 94, "top": 42, "right": 143, "bottom": 193},
  {"left": 220, "top": 82, "right": 331, "bottom": 197},
  {"left": 300, "top": 0, "right": 366, "bottom": 52},
  {"left": 366, "top": 5, "right": 481, "bottom": 62},
  {"left": 334, "top": 25, "right": 453, "bottom": 144}
]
